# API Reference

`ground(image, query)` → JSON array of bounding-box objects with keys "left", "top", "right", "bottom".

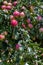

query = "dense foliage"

[{"left": 0, "top": 0, "right": 43, "bottom": 65}]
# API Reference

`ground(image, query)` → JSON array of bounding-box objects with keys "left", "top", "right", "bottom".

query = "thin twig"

[{"left": 36, "top": 60, "right": 38, "bottom": 65}]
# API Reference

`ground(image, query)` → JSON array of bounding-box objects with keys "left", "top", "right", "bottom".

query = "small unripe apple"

[
  {"left": 28, "top": 24, "right": 33, "bottom": 28},
  {"left": 39, "top": 28, "right": 43, "bottom": 32},
  {"left": 37, "top": 15, "right": 42, "bottom": 21},
  {"left": 10, "top": 15, "right": 14, "bottom": 20},
  {"left": 0, "top": 34, "right": 5, "bottom": 40},
  {"left": 1, "top": 5, "right": 6, "bottom": 9},
  {"left": 8, "top": 3, "right": 12, "bottom": 6},
  {"left": 26, "top": 19, "right": 31, "bottom": 23},
  {"left": 3, "top": 1, "right": 8, "bottom": 5},
  {"left": 1, "top": 31, "right": 8, "bottom": 36},
  {"left": 20, "top": 12, "right": 25, "bottom": 18},
  {"left": 21, "top": 6, "right": 26, "bottom": 10},
  {"left": 16, "top": 44, "right": 20, "bottom": 50},
  {"left": 11, "top": 19, "right": 18, "bottom": 27},
  {"left": 13, "top": 1, "right": 18, "bottom": 6},
  {"left": 22, "top": 23, "right": 26, "bottom": 29},
  {"left": 41, "top": 53, "right": 43, "bottom": 56},
  {"left": 13, "top": 11, "right": 20, "bottom": 17},
  {"left": 6, "top": 6, "right": 12, "bottom": 10}
]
